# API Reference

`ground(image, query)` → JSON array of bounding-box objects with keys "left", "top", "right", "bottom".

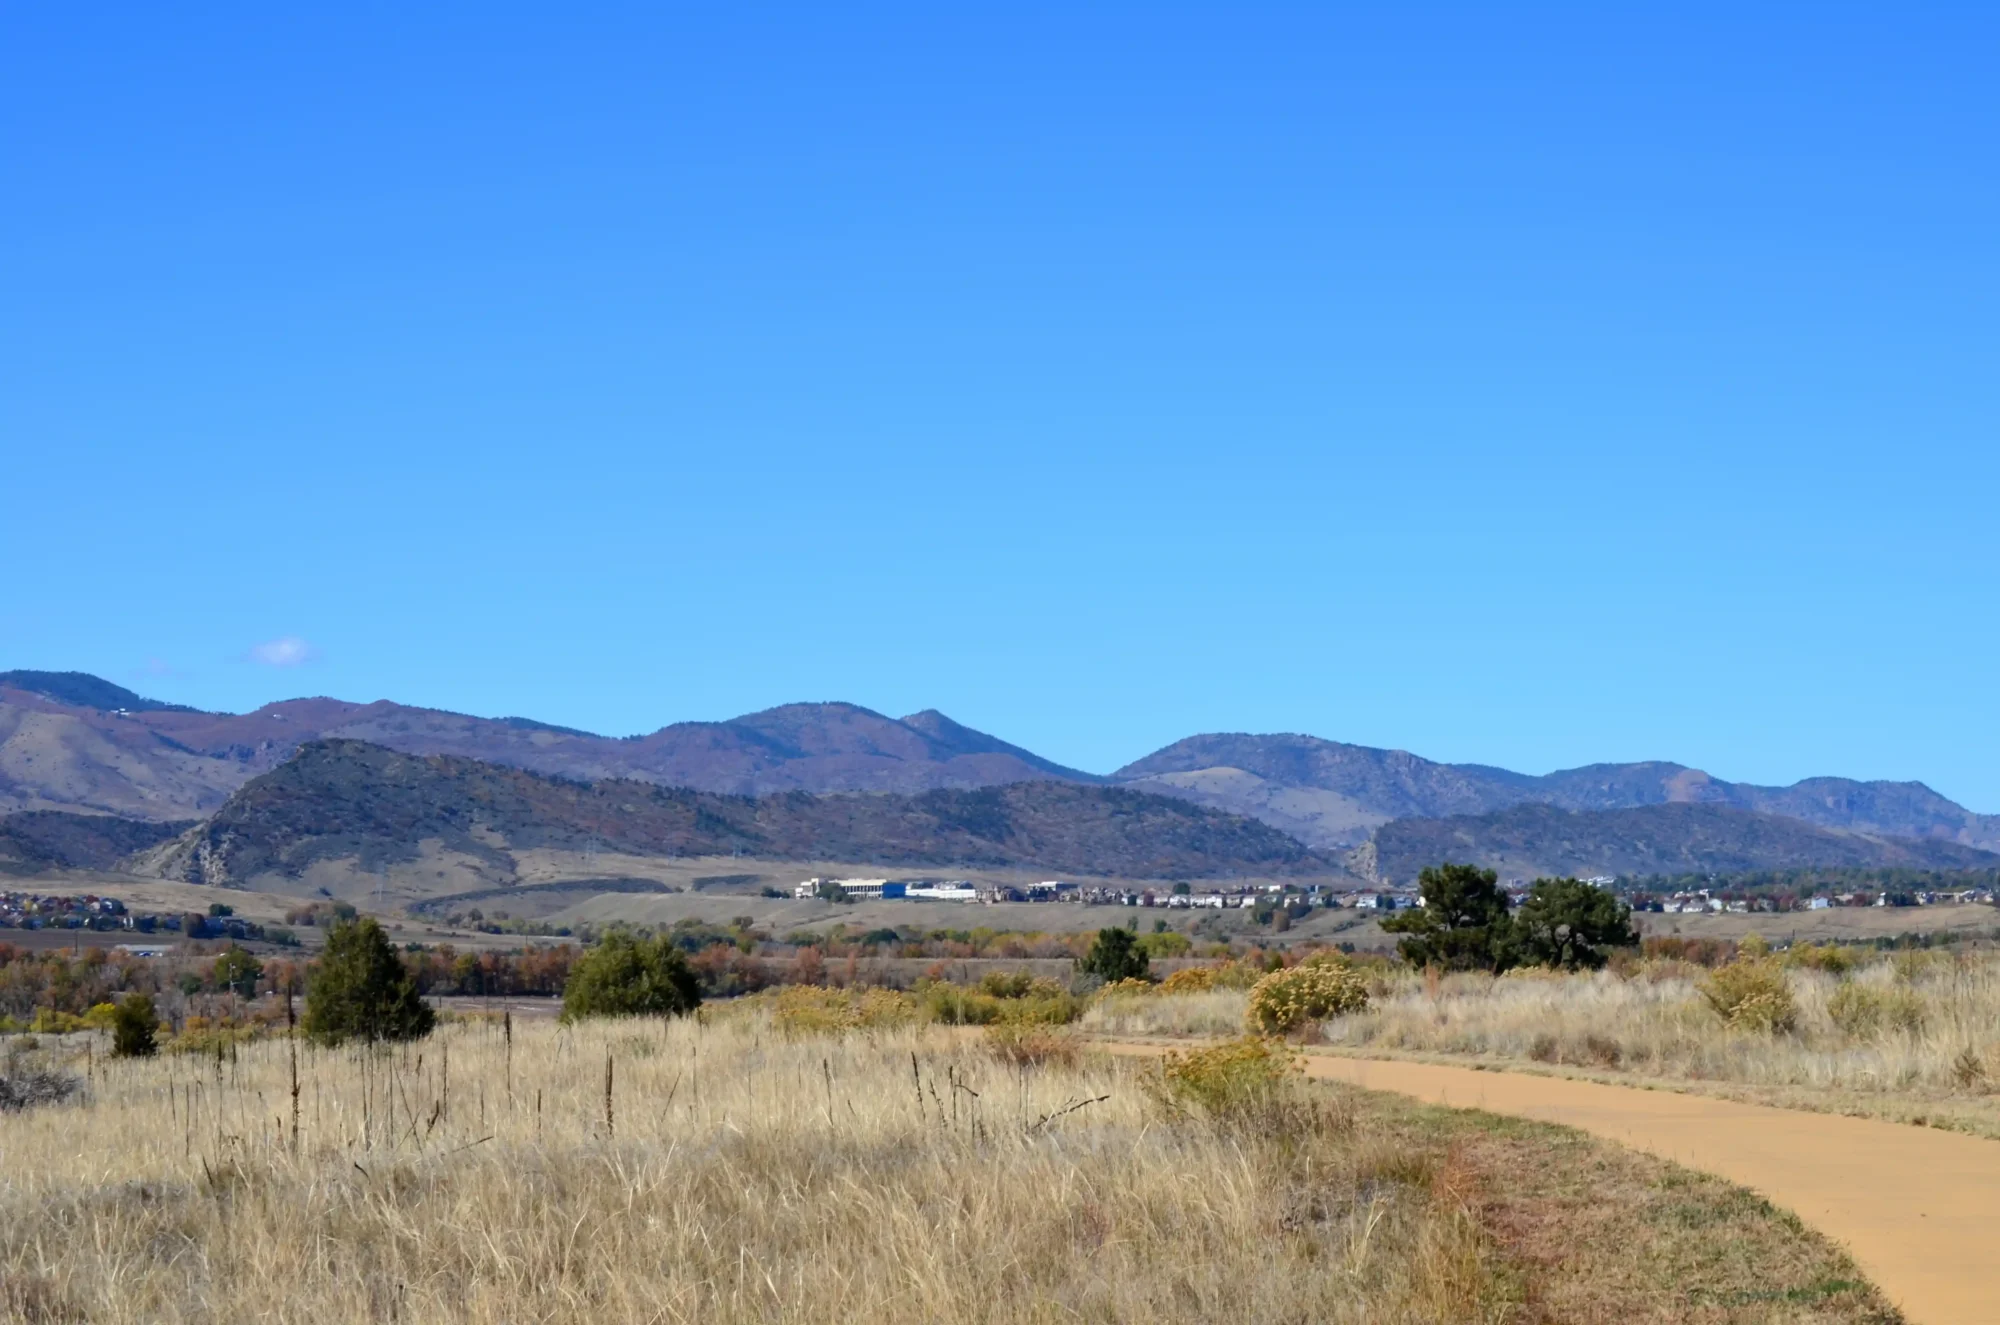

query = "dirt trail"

[{"left": 1104, "top": 1043, "right": 1999, "bottom": 1325}]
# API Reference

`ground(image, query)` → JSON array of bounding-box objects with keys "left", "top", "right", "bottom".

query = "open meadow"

[
  {"left": 1085, "top": 944, "right": 2000, "bottom": 1137},
  {"left": 0, "top": 999, "right": 1898, "bottom": 1323}
]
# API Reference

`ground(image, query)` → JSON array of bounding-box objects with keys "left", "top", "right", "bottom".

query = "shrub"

[
  {"left": 1701, "top": 958, "right": 1797, "bottom": 1033},
  {"left": 1146, "top": 1036, "right": 1300, "bottom": 1115},
  {"left": 110, "top": 995, "right": 159, "bottom": 1058},
  {"left": 1158, "top": 966, "right": 1218, "bottom": 995},
  {"left": 560, "top": 932, "right": 702, "bottom": 1023},
  {"left": 1244, "top": 958, "right": 1369, "bottom": 1035},
  {"left": 303, "top": 918, "right": 437, "bottom": 1045},
  {"left": 920, "top": 979, "right": 1080, "bottom": 1026},
  {"left": 1786, "top": 942, "right": 1859, "bottom": 975},
  {"left": 1826, "top": 983, "right": 1925, "bottom": 1038},
  {"left": 768, "top": 985, "right": 917, "bottom": 1036},
  {"left": 977, "top": 971, "right": 1037, "bottom": 999},
  {"left": 983, "top": 1022, "right": 1082, "bottom": 1067}
]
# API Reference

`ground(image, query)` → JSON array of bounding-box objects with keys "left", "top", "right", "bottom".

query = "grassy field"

[
  {"left": 0, "top": 1008, "right": 1897, "bottom": 1323},
  {"left": 1086, "top": 947, "right": 2000, "bottom": 1137},
  {"left": 1633, "top": 903, "right": 1998, "bottom": 943}
]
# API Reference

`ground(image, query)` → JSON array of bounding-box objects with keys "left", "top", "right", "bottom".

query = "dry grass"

[
  {"left": 1093, "top": 951, "right": 2000, "bottom": 1136},
  {"left": 1081, "top": 987, "right": 1249, "bottom": 1038},
  {"left": 0, "top": 1005, "right": 1899, "bottom": 1323},
  {"left": 0, "top": 1012, "right": 1503, "bottom": 1323}
]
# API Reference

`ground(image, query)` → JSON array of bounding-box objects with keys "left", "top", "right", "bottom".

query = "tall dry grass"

[
  {"left": 0, "top": 1011, "right": 1508, "bottom": 1323},
  {"left": 1325, "top": 953, "right": 2000, "bottom": 1096},
  {"left": 1084, "top": 951, "right": 2000, "bottom": 1133}
]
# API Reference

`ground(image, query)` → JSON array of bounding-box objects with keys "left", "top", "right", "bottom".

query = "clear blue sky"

[{"left": 5, "top": 5, "right": 1996, "bottom": 806}]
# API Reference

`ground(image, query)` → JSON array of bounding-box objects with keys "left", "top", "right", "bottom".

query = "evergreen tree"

[
  {"left": 1381, "top": 862, "right": 1516, "bottom": 972},
  {"left": 1079, "top": 927, "right": 1150, "bottom": 983},
  {"left": 111, "top": 994, "right": 158, "bottom": 1058},
  {"left": 560, "top": 932, "right": 702, "bottom": 1022},
  {"left": 1512, "top": 877, "right": 1639, "bottom": 970},
  {"left": 303, "top": 917, "right": 436, "bottom": 1045}
]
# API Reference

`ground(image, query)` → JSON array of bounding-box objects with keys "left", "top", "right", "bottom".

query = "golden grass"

[
  {"left": 1091, "top": 951, "right": 2000, "bottom": 1136},
  {"left": 0, "top": 1012, "right": 1522, "bottom": 1323},
  {"left": 0, "top": 1004, "right": 1904, "bottom": 1323}
]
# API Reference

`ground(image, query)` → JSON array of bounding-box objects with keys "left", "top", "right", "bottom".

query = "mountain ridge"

[
  {"left": 5, "top": 671, "right": 1994, "bottom": 866},
  {"left": 138, "top": 739, "right": 1333, "bottom": 896},
  {"left": 1113, "top": 732, "right": 2000, "bottom": 852},
  {"left": 1358, "top": 801, "right": 2000, "bottom": 885}
]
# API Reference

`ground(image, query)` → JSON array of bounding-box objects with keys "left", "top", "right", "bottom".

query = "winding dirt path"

[{"left": 1104, "top": 1044, "right": 2000, "bottom": 1325}]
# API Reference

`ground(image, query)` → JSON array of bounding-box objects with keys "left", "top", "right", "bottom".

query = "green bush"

[
  {"left": 560, "top": 932, "right": 702, "bottom": 1023},
  {"left": 1078, "top": 928, "right": 1150, "bottom": 983},
  {"left": 1244, "top": 957, "right": 1370, "bottom": 1035},
  {"left": 919, "top": 978, "right": 1080, "bottom": 1026},
  {"left": 111, "top": 995, "right": 159, "bottom": 1058},
  {"left": 1136, "top": 931, "right": 1192, "bottom": 959},
  {"left": 303, "top": 918, "right": 437, "bottom": 1045},
  {"left": 211, "top": 945, "right": 263, "bottom": 998},
  {"left": 1701, "top": 958, "right": 1797, "bottom": 1033}
]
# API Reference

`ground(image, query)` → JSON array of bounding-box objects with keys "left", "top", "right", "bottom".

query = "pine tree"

[{"left": 302, "top": 917, "right": 436, "bottom": 1045}]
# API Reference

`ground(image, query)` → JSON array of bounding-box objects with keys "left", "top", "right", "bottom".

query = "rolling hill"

[
  {"left": 1115, "top": 733, "right": 2000, "bottom": 852},
  {"left": 137, "top": 739, "right": 1335, "bottom": 894},
  {"left": 1356, "top": 802, "right": 2000, "bottom": 885}
]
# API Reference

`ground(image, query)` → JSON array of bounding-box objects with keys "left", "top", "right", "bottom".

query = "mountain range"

[
  {"left": 0, "top": 671, "right": 1093, "bottom": 821},
  {"left": 137, "top": 739, "right": 1326, "bottom": 894},
  {"left": 1359, "top": 802, "right": 2000, "bottom": 886},
  {"left": 1113, "top": 733, "right": 2000, "bottom": 853},
  {"left": 5, "top": 669, "right": 1996, "bottom": 886}
]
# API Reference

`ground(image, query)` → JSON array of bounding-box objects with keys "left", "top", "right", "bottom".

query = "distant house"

[{"left": 1806, "top": 896, "right": 1832, "bottom": 910}]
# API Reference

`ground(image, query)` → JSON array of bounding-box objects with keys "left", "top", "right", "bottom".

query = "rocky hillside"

[
  {"left": 1117, "top": 733, "right": 2000, "bottom": 852},
  {"left": 142, "top": 740, "right": 1335, "bottom": 891},
  {"left": 1358, "top": 802, "right": 2000, "bottom": 885},
  {"left": 0, "top": 811, "right": 193, "bottom": 874}
]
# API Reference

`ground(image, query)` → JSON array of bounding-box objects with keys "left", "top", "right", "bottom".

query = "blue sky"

[{"left": 5, "top": 5, "right": 1997, "bottom": 805}]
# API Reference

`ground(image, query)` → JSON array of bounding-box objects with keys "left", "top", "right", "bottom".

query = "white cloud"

[{"left": 248, "top": 636, "right": 316, "bottom": 667}]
